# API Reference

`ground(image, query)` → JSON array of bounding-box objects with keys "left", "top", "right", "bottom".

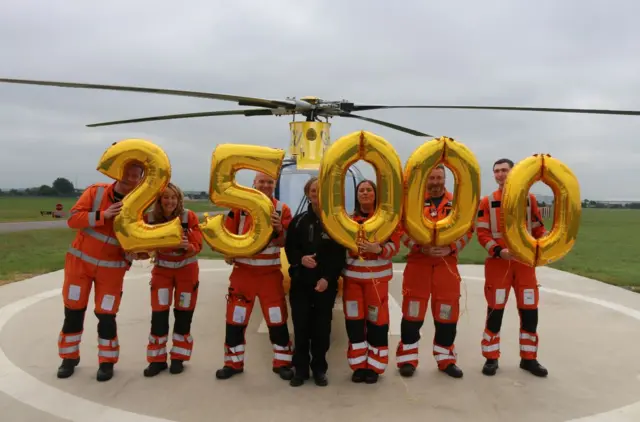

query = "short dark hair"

[{"left": 493, "top": 158, "right": 514, "bottom": 169}]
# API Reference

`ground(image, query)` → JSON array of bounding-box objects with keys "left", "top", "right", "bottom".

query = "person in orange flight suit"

[
  {"left": 396, "top": 164, "right": 474, "bottom": 379},
  {"left": 476, "top": 158, "right": 548, "bottom": 377},
  {"left": 135, "top": 183, "right": 204, "bottom": 378},
  {"left": 343, "top": 180, "right": 402, "bottom": 385},
  {"left": 215, "top": 172, "right": 295, "bottom": 381},
  {"left": 56, "top": 161, "right": 144, "bottom": 382}
]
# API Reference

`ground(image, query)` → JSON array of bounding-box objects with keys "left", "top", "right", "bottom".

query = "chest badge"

[{"left": 430, "top": 210, "right": 438, "bottom": 217}]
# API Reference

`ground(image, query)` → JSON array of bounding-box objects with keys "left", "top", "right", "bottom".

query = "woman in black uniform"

[{"left": 284, "top": 176, "right": 346, "bottom": 387}]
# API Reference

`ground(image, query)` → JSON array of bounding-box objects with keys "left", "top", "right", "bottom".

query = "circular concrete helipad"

[{"left": 1, "top": 260, "right": 640, "bottom": 422}]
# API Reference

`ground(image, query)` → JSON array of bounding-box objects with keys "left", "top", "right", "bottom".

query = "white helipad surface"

[{"left": 1, "top": 259, "right": 640, "bottom": 422}]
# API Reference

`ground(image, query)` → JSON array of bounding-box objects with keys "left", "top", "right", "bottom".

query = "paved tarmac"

[
  {"left": 0, "top": 211, "right": 224, "bottom": 233},
  {"left": 1, "top": 260, "right": 640, "bottom": 421}
]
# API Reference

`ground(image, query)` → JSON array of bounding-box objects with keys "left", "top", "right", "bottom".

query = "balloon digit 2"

[{"left": 97, "top": 138, "right": 182, "bottom": 252}]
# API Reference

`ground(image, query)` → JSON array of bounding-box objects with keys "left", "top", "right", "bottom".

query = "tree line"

[{"left": 0, "top": 177, "right": 78, "bottom": 197}]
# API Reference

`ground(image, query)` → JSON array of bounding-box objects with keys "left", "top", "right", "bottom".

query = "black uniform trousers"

[{"left": 288, "top": 280, "right": 337, "bottom": 377}]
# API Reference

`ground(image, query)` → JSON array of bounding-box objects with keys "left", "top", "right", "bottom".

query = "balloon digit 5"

[
  {"left": 403, "top": 136, "right": 481, "bottom": 246},
  {"left": 318, "top": 130, "right": 403, "bottom": 253},
  {"left": 97, "top": 138, "right": 182, "bottom": 252},
  {"left": 200, "top": 144, "right": 285, "bottom": 257},
  {"left": 502, "top": 153, "right": 581, "bottom": 266}
]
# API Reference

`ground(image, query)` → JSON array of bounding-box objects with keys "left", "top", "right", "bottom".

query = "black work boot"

[
  {"left": 441, "top": 363, "right": 463, "bottom": 378},
  {"left": 313, "top": 372, "right": 328, "bottom": 387},
  {"left": 482, "top": 358, "right": 499, "bottom": 376},
  {"left": 215, "top": 365, "right": 243, "bottom": 380},
  {"left": 96, "top": 362, "right": 114, "bottom": 382},
  {"left": 273, "top": 366, "right": 294, "bottom": 381},
  {"left": 351, "top": 368, "right": 367, "bottom": 383},
  {"left": 520, "top": 359, "right": 548, "bottom": 377},
  {"left": 398, "top": 364, "right": 416, "bottom": 378},
  {"left": 56, "top": 358, "right": 80, "bottom": 379},
  {"left": 143, "top": 361, "right": 168, "bottom": 377},
  {"left": 364, "top": 369, "right": 379, "bottom": 384},
  {"left": 170, "top": 360, "right": 184, "bottom": 374}
]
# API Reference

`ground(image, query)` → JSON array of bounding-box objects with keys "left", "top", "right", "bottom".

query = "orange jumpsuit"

[
  {"left": 144, "top": 209, "right": 203, "bottom": 363},
  {"left": 395, "top": 191, "right": 474, "bottom": 370},
  {"left": 58, "top": 182, "right": 134, "bottom": 365},
  {"left": 222, "top": 198, "right": 294, "bottom": 370},
  {"left": 476, "top": 189, "right": 546, "bottom": 361},
  {"left": 342, "top": 215, "right": 402, "bottom": 375}
]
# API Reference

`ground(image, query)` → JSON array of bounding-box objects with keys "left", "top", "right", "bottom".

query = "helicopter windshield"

[{"left": 275, "top": 162, "right": 360, "bottom": 217}]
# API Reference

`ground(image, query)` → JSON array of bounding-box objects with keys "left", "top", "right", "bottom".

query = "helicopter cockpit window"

[{"left": 275, "top": 165, "right": 358, "bottom": 217}]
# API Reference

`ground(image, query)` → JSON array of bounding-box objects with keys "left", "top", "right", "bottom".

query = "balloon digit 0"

[
  {"left": 403, "top": 136, "right": 481, "bottom": 246},
  {"left": 502, "top": 153, "right": 581, "bottom": 266},
  {"left": 199, "top": 144, "right": 285, "bottom": 257},
  {"left": 318, "top": 130, "right": 403, "bottom": 253},
  {"left": 97, "top": 138, "right": 182, "bottom": 252}
]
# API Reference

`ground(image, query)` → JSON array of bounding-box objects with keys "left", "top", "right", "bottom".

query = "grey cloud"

[{"left": 1, "top": 0, "right": 639, "bottom": 201}]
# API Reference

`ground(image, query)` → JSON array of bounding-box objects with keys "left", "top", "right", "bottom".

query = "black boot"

[
  {"left": 215, "top": 365, "right": 243, "bottom": 380},
  {"left": 170, "top": 360, "right": 184, "bottom": 374},
  {"left": 144, "top": 361, "right": 168, "bottom": 377},
  {"left": 364, "top": 369, "right": 379, "bottom": 384},
  {"left": 273, "top": 366, "right": 294, "bottom": 381},
  {"left": 520, "top": 359, "right": 548, "bottom": 377},
  {"left": 398, "top": 364, "right": 416, "bottom": 378},
  {"left": 482, "top": 358, "right": 499, "bottom": 376},
  {"left": 351, "top": 368, "right": 367, "bottom": 383},
  {"left": 56, "top": 358, "right": 80, "bottom": 379},
  {"left": 441, "top": 363, "right": 463, "bottom": 378},
  {"left": 96, "top": 362, "right": 114, "bottom": 382},
  {"left": 313, "top": 372, "right": 328, "bottom": 387}
]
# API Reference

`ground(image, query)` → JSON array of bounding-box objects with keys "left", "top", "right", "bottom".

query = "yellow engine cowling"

[{"left": 280, "top": 247, "right": 343, "bottom": 297}]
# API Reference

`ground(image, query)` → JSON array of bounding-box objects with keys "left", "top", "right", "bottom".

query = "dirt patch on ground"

[{"left": 0, "top": 273, "right": 43, "bottom": 287}]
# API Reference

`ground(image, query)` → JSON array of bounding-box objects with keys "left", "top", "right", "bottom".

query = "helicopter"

[
  {"left": 3, "top": 77, "right": 640, "bottom": 294},
  {"left": 2, "top": 77, "right": 640, "bottom": 217}
]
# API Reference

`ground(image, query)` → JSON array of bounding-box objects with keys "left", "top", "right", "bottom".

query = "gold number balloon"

[
  {"left": 502, "top": 153, "right": 581, "bottom": 266},
  {"left": 200, "top": 144, "right": 285, "bottom": 257},
  {"left": 318, "top": 130, "right": 404, "bottom": 253},
  {"left": 97, "top": 138, "right": 183, "bottom": 252},
  {"left": 403, "top": 136, "right": 481, "bottom": 246}
]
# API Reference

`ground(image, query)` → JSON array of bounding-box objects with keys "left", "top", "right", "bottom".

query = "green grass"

[
  {"left": 1, "top": 209, "right": 638, "bottom": 288},
  {"left": 0, "top": 196, "right": 222, "bottom": 222}
]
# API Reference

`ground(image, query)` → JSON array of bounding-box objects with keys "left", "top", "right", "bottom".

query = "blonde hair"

[{"left": 150, "top": 182, "right": 184, "bottom": 224}]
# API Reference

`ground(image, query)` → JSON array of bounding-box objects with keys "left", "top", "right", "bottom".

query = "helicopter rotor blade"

[
  {"left": 0, "top": 77, "right": 293, "bottom": 110},
  {"left": 86, "top": 109, "right": 275, "bottom": 127},
  {"left": 339, "top": 113, "right": 431, "bottom": 137},
  {"left": 349, "top": 104, "right": 640, "bottom": 116}
]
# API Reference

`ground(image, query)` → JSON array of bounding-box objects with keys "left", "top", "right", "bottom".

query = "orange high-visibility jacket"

[
  {"left": 144, "top": 209, "right": 203, "bottom": 269},
  {"left": 224, "top": 198, "right": 292, "bottom": 271},
  {"left": 342, "top": 214, "right": 402, "bottom": 283},
  {"left": 401, "top": 190, "right": 474, "bottom": 262},
  {"left": 476, "top": 189, "right": 546, "bottom": 257},
  {"left": 66, "top": 182, "right": 131, "bottom": 269}
]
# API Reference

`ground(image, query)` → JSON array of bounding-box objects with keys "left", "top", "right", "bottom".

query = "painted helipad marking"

[{"left": 0, "top": 266, "right": 639, "bottom": 421}]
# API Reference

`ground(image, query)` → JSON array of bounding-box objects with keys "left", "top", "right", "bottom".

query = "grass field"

[
  {"left": 1, "top": 208, "right": 638, "bottom": 288},
  {"left": 0, "top": 196, "right": 222, "bottom": 222}
]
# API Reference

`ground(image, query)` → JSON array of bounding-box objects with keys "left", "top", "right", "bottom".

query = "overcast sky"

[{"left": 1, "top": 0, "right": 639, "bottom": 201}]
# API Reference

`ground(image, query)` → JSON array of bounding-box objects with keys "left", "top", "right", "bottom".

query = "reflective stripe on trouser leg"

[
  {"left": 171, "top": 333, "right": 194, "bottom": 361},
  {"left": 58, "top": 332, "right": 82, "bottom": 359},
  {"left": 347, "top": 341, "right": 368, "bottom": 370},
  {"left": 367, "top": 344, "right": 388, "bottom": 374},
  {"left": 519, "top": 330, "right": 538, "bottom": 360},
  {"left": 147, "top": 334, "right": 168, "bottom": 363},
  {"left": 272, "top": 342, "right": 293, "bottom": 367},
  {"left": 481, "top": 329, "right": 500, "bottom": 359},
  {"left": 98, "top": 337, "right": 119, "bottom": 363},
  {"left": 395, "top": 341, "right": 419, "bottom": 368},
  {"left": 433, "top": 344, "right": 457, "bottom": 369},
  {"left": 224, "top": 343, "right": 245, "bottom": 369}
]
